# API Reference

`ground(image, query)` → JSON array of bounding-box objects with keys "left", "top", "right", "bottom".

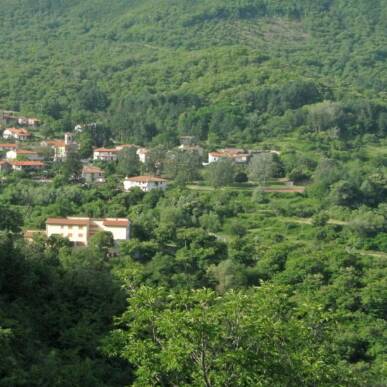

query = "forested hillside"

[
  {"left": 0, "top": 0, "right": 386, "bottom": 144},
  {"left": 0, "top": 1, "right": 386, "bottom": 386}
]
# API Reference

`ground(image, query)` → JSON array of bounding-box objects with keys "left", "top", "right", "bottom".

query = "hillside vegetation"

[
  {"left": 0, "top": 0, "right": 386, "bottom": 144},
  {"left": 0, "top": 1, "right": 386, "bottom": 386}
]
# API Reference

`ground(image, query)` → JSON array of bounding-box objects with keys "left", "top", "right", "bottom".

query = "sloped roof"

[
  {"left": 125, "top": 175, "right": 167, "bottom": 183},
  {"left": 0, "top": 143, "right": 17, "bottom": 148},
  {"left": 15, "top": 149, "right": 38, "bottom": 155},
  {"left": 47, "top": 218, "right": 90, "bottom": 226},
  {"left": 103, "top": 219, "right": 130, "bottom": 227},
  {"left": 82, "top": 165, "right": 104, "bottom": 174},
  {"left": 5, "top": 127, "right": 31, "bottom": 136},
  {"left": 11, "top": 160, "right": 44, "bottom": 167},
  {"left": 94, "top": 147, "right": 119, "bottom": 153}
]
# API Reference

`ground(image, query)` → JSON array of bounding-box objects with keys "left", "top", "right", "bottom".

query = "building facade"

[
  {"left": 208, "top": 148, "right": 250, "bottom": 164},
  {"left": 82, "top": 165, "right": 105, "bottom": 183},
  {"left": 11, "top": 160, "right": 45, "bottom": 171},
  {"left": 136, "top": 148, "right": 149, "bottom": 163},
  {"left": 93, "top": 148, "right": 119, "bottom": 161},
  {"left": 6, "top": 149, "right": 41, "bottom": 160},
  {"left": 123, "top": 176, "right": 168, "bottom": 192},
  {"left": 46, "top": 217, "right": 130, "bottom": 246},
  {"left": 3, "top": 128, "right": 32, "bottom": 141}
]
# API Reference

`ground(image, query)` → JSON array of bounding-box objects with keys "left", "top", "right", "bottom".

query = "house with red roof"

[
  {"left": 123, "top": 175, "right": 168, "bottom": 192},
  {"left": 11, "top": 160, "right": 45, "bottom": 172},
  {"left": 82, "top": 165, "right": 105, "bottom": 183},
  {"left": 208, "top": 148, "right": 250, "bottom": 164},
  {"left": 93, "top": 147, "right": 119, "bottom": 161},
  {"left": 3, "top": 128, "right": 32, "bottom": 141}
]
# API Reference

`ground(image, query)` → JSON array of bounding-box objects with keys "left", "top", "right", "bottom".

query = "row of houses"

[
  {"left": 81, "top": 168, "right": 169, "bottom": 192},
  {"left": 2, "top": 127, "right": 280, "bottom": 166},
  {"left": 93, "top": 145, "right": 149, "bottom": 163}
]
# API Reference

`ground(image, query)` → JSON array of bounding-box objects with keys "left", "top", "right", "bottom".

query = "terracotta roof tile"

[
  {"left": 11, "top": 161, "right": 44, "bottom": 167},
  {"left": 82, "top": 165, "right": 104, "bottom": 174},
  {"left": 103, "top": 219, "right": 130, "bottom": 227},
  {"left": 47, "top": 218, "right": 90, "bottom": 226},
  {"left": 94, "top": 148, "right": 119, "bottom": 153},
  {"left": 125, "top": 175, "right": 167, "bottom": 183}
]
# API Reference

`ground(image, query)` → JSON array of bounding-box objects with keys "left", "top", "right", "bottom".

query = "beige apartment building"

[{"left": 46, "top": 217, "right": 130, "bottom": 246}]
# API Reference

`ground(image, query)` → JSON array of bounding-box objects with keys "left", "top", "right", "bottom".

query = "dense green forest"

[
  {"left": 0, "top": 0, "right": 386, "bottom": 386},
  {"left": 0, "top": 0, "right": 386, "bottom": 143}
]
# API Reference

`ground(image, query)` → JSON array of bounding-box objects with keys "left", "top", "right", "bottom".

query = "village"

[{"left": 0, "top": 110, "right": 301, "bottom": 246}]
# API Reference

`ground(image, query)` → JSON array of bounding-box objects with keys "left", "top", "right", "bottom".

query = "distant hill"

[{"left": 0, "top": 0, "right": 386, "bottom": 144}]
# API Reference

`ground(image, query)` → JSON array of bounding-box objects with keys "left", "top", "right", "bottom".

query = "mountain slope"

[{"left": 0, "top": 0, "right": 386, "bottom": 144}]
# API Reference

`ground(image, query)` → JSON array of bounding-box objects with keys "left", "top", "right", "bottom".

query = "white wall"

[
  {"left": 93, "top": 220, "right": 130, "bottom": 241},
  {"left": 93, "top": 152, "right": 117, "bottom": 161},
  {"left": 208, "top": 154, "right": 221, "bottom": 163},
  {"left": 6, "top": 150, "right": 17, "bottom": 159},
  {"left": 123, "top": 180, "right": 167, "bottom": 192},
  {"left": 46, "top": 224, "right": 89, "bottom": 245}
]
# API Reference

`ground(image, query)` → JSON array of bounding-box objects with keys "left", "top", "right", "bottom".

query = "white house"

[
  {"left": 93, "top": 147, "right": 119, "bottom": 161},
  {"left": 46, "top": 217, "right": 130, "bottom": 246},
  {"left": 208, "top": 151, "right": 226, "bottom": 164},
  {"left": 17, "top": 117, "right": 40, "bottom": 127},
  {"left": 3, "top": 128, "right": 32, "bottom": 141},
  {"left": 6, "top": 149, "right": 41, "bottom": 161},
  {"left": 136, "top": 148, "right": 149, "bottom": 163},
  {"left": 123, "top": 176, "right": 168, "bottom": 192},
  {"left": 208, "top": 148, "right": 250, "bottom": 164},
  {"left": 82, "top": 165, "right": 105, "bottom": 183}
]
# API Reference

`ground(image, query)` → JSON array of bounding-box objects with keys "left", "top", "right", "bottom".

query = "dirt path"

[{"left": 263, "top": 187, "right": 305, "bottom": 193}]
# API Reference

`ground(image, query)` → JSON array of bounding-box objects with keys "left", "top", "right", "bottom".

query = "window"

[{"left": 78, "top": 234, "right": 83, "bottom": 238}]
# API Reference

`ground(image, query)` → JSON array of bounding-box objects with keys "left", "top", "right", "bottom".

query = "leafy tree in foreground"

[{"left": 105, "top": 285, "right": 360, "bottom": 387}]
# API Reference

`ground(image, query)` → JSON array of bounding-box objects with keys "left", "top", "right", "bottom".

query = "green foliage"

[
  {"left": 206, "top": 159, "right": 235, "bottom": 187},
  {"left": 106, "top": 285, "right": 358, "bottom": 386},
  {"left": 248, "top": 153, "right": 275, "bottom": 184},
  {"left": 0, "top": 205, "right": 23, "bottom": 232},
  {"left": 61, "top": 151, "right": 82, "bottom": 181},
  {"left": 0, "top": 1, "right": 386, "bottom": 385},
  {"left": 116, "top": 147, "right": 140, "bottom": 177},
  {"left": 0, "top": 0, "right": 385, "bottom": 145}
]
